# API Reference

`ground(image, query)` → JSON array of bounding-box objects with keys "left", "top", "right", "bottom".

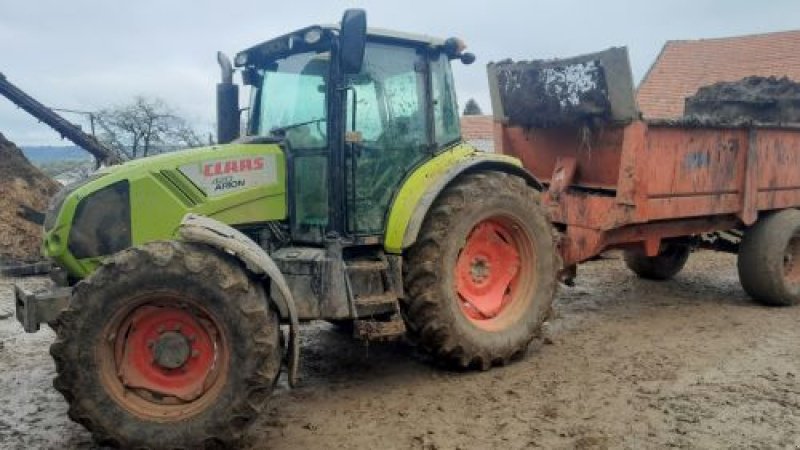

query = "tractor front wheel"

[
  {"left": 50, "top": 241, "right": 282, "bottom": 448},
  {"left": 403, "top": 172, "right": 559, "bottom": 370}
]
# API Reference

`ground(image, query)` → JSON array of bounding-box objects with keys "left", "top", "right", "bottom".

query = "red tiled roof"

[
  {"left": 637, "top": 29, "right": 800, "bottom": 119},
  {"left": 460, "top": 115, "right": 494, "bottom": 140}
]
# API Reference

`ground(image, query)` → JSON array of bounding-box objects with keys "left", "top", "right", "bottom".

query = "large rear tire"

[
  {"left": 738, "top": 209, "right": 800, "bottom": 306},
  {"left": 403, "top": 172, "right": 559, "bottom": 370},
  {"left": 50, "top": 241, "right": 282, "bottom": 448},
  {"left": 623, "top": 243, "right": 690, "bottom": 280}
]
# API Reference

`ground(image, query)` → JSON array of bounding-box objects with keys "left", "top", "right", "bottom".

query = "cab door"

[
  {"left": 343, "top": 42, "right": 431, "bottom": 235},
  {"left": 254, "top": 50, "right": 331, "bottom": 243}
]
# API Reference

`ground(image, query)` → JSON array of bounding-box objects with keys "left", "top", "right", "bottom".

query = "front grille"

[{"left": 67, "top": 180, "right": 131, "bottom": 259}]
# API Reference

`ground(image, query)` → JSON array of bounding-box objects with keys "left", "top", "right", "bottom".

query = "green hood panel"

[{"left": 46, "top": 143, "right": 287, "bottom": 277}]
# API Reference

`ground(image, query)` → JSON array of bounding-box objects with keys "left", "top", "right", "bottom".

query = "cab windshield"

[{"left": 252, "top": 50, "right": 329, "bottom": 149}]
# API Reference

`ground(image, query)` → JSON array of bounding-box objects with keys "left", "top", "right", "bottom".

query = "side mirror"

[{"left": 339, "top": 9, "right": 367, "bottom": 74}]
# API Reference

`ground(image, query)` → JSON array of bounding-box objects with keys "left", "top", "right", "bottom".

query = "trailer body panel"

[{"left": 496, "top": 121, "right": 800, "bottom": 266}]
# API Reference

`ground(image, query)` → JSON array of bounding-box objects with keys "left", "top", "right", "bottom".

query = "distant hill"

[{"left": 21, "top": 145, "right": 92, "bottom": 164}]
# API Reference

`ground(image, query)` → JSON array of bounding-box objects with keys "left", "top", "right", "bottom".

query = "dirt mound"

[
  {"left": 685, "top": 76, "right": 800, "bottom": 124},
  {"left": 0, "top": 132, "right": 59, "bottom": 264}
]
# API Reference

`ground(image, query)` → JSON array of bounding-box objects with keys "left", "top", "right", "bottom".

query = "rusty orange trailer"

[
  {"left": 495, "top": 120, "right": 800, "bottom": 268},
  {"left": 487, "top": 48, "right": 800, "bottom": 306},
  {"left": 494, "top": 116, "right": 800, "bottom": 306}
]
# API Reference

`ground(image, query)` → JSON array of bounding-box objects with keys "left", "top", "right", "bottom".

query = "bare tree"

[
  {"left": 462, "top": 98, "right": 483, "bottom": 116},
  {"left": 96, "top": 96, "right": 203, "bottom": 159}
]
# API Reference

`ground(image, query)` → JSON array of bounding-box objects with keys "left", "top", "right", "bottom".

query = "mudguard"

[
  {"left": 176, "top": 213, "right": 301, "bottom": 386},
  {"left": 384, "top": 145, "right": 542, "bottom": 253}
]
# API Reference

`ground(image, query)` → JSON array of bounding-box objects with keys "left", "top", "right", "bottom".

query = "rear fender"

[
  {"left": 176, "top": 213, "right": 301, "bottom": 386},
  {"left": 384, "top": 145, "right": 542, "bottom": 253}
]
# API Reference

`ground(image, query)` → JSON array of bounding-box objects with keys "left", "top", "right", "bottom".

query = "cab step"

[
  {"left": 346, "top": 259, "right": 389, "bottom": 272},
  {"left": 353, "top": 292, "right": 397, "bottom": 316},
  {"left": 354, "top": 314, "right": 406, "bottom": 341},
  {"left": 343, "top": 253, "right": 406, "bottom": 341}
]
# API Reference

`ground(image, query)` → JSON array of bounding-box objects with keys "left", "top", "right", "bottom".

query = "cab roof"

[
  {"left": 235, "top": 24, "right": 446, "bottom": 67},
  {"left": 322, "top": 24, "right": 446, "bottom": 47}
]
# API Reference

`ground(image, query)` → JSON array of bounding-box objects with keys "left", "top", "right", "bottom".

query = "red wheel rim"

[
  {"left": 455, "top": 216, "right": 535, "bottom": 329},
  {"left": 98, "top": 293, "right": 228, "bottom": 420}
]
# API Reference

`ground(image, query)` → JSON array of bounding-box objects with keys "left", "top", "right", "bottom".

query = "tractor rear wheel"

[
  {"left": 50, "top": 241, "right": 282, "bottom": 448},
  {"left": 738, "top": 209, "right": 800, "bottom": 306},
  {"left": 623, "top": 243, "right": 690, "bottom": 280},
  {"left": 403, "top": 172, "right": 559, "bottom": 370}
]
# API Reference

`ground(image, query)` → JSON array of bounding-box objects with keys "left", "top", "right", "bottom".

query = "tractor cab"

[{"left": 221, "top": 12, "right": 474, "bottom": 244}]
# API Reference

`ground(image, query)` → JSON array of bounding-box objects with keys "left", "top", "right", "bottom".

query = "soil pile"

[
  {"left": 685, "top": 76, "right": 800, "bottom": 124},
  {"left": 0, "top": 132, "right": 59, "bottom": 264}
]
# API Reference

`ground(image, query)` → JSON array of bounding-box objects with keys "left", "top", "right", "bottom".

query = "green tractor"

[{"left": 16, "top": 10, "right": 559, "bottom": 448}]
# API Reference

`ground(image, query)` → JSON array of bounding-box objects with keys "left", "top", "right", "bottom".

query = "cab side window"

[{"left": 345, "top": 43, "right": 429, "bottom": 234}]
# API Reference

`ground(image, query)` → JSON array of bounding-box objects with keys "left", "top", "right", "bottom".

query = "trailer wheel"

[
  {"left": 50, "top": 241, "right": 282, "bottom": 448},
  {"left": 738, "top": 209, "right": 800, "bottom": 306},
  {"left": 623, "top": 243, "right": 690, "bottom": 280},
  {"left": 403, "top": 172, "right": 559, "bottom": 370}
]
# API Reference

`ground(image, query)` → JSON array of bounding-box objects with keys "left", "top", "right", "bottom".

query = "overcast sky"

[{"left": 2, "top": 0, "right": 799, "bottom": 146}]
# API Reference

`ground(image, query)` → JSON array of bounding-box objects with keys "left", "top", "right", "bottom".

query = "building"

[{"left": 460, "top": 115, "right": 494, "bottom": 152}]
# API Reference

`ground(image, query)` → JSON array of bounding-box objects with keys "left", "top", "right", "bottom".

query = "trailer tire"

[
  {"left": 50, "top": 241, "right": 282, "bottom": 449},
  {"left": 738, "top": 209, "right": 800, "bottom": 306},
  {"left": 623, "top": 243, "right": 690, "bottom": 280},
  {"left": 403, "top": 172, "right": 559, "bottom": 370}
]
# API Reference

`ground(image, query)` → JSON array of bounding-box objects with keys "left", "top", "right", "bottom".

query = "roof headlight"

[{"left": 304, "top": 27, "right": 323, "bottom": 45}]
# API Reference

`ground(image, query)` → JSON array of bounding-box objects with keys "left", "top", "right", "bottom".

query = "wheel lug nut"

[{"left": 192, "top": 349, "right": 200, "bottom": 358}]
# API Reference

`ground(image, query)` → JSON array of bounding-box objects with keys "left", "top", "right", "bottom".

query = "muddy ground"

[{"left": 1, "top": 250, "right": 799, "bottom": 449}]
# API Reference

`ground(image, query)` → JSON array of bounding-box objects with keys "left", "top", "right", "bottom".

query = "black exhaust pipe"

[{"left": 216, "top": 52, "right": 240, "bottom": 144}]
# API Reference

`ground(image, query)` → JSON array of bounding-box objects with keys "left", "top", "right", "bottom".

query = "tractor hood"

[{"left": 43, "top": 142, "right": 287, "bottom": 279}]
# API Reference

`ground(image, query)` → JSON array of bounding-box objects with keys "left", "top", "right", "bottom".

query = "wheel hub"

[
  {"left": 784, "top": 235, "right": 800, "bottom": 284},
  {"left": 153, "top": 331, "right": 191, "bottom": 370},
  {"left": 470, "top": 257, "right": 491, "bottom": 283}
]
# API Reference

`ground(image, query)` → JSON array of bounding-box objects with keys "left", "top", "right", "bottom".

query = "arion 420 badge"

[{"left": 179, "top": 154, "right": 278, "bottom": 197}]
